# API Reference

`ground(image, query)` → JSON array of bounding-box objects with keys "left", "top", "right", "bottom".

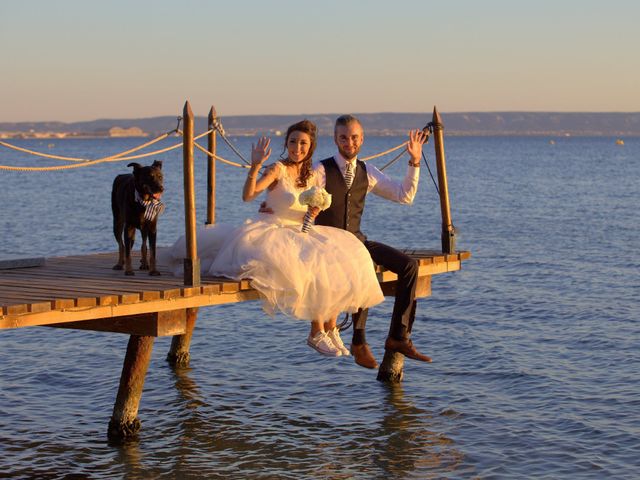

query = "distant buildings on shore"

[
  {"left": 2, "top": 112, "right": 640, "bottom": 138},
  {"left": 0, "top": 126, "right": 147, "bottom": 139}
]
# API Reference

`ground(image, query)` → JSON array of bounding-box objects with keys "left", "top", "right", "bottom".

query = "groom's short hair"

[{"left": 334, "top": 114, "right": 362, "bottom": 135}]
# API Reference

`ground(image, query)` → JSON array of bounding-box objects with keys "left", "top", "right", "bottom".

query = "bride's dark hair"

[{"left": 281, "top": 119, "right": 317, "bottom": 188}]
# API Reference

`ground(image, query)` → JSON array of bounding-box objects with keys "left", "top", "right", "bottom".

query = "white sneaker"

[
  {"left": 307, "top": 331, "right": 342, "bottom": 357},
  {"left": 327, "top": 328, "right": 350, "bottom": 356}
]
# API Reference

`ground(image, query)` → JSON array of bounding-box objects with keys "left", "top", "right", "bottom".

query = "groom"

[{"left": 314, "top": 114, "right": 430, "bottom": 369}]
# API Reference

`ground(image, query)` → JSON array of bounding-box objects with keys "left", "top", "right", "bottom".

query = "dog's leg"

[
  {"left": 113, "top": 216, "right": 125, "bottom": 270},
  {"left": 148, "top": 224, "right": 160, "bottom": 276},
  {"left": 140, "top": 229, "right": 149, "bottom": 270},
  {"left": 124, "top": 225, "right": 136, "bottom": 276}
]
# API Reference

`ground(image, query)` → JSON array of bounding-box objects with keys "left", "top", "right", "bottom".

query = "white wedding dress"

[{"left": 165, "top": 162, "right": 384, "bottom": 320}]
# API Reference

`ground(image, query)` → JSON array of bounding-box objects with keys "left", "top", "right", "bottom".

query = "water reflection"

[
  {"left": 372, "top": 383, "right": 465, "bottom": 478},
  {"left": 166, "top": 365, "right": 467, "bottom": 478},
  {"left": 113, "top": 438, "right": 143, "bottom": 479},
  {"left": 172, "top": 365, "right": 206, "bottom": 410},
  {"left": 105, "top": 365, "right": 469, "bottom": 478}
]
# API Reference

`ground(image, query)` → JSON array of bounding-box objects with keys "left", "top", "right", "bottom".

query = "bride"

[{"left": 166, "top": 120, "right": 384, "bottom": 357}]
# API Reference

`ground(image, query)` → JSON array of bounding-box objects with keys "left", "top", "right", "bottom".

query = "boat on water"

[{"left": 615, "top": 138, "right": 624, "bottom": 146}]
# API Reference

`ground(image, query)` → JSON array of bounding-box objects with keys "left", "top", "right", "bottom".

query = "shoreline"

[{"left": 2, "top": 131, "right": 638, "bottom": 139}]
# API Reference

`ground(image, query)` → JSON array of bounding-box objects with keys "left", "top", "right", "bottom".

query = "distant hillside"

[{"left": 2, "top": 112, "right": 639, "bottom": 138}]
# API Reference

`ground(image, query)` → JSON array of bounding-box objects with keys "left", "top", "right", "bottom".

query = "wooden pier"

[{"left": 0, "top": 102, "right": 470, "bottom": 439}]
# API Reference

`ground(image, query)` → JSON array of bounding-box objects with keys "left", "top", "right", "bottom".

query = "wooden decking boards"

[{"left": 0, "top": 248, "right": 470, "bottom": 330}]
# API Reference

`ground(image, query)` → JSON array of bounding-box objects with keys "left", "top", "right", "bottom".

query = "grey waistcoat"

[{"left": 315, "top": 157, "right": 368, "bottom": 242}]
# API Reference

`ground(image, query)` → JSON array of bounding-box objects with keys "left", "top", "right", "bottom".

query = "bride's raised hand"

[{"left": 251, "top": 137, "right": 272, "bottom": 168}]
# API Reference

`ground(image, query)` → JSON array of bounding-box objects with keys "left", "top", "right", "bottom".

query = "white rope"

[
  {"left": 0, "top": 130, "right": 174, "bottom": 163},
  {"left": 211, "top": 119, "right": 251, "bottom": 165},
  {"left": 360, "top": 141, "right": 407, "bottom": 161},
  {"left": 193, "top": 140, "right": 250, "bottom": 169}
]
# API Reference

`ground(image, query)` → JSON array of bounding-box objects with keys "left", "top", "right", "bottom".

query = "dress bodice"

[{"left": 263, "top": 162, "right": 311, "bottom": 225}]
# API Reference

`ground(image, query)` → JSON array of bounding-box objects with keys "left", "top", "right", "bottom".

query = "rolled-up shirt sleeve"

[{"left": 368, "top": 164, "right": 420, "bottom": 204}]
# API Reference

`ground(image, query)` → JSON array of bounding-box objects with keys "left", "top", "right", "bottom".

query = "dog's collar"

[{"left": 135, "top": 189, "right": 165, "bottom": 221}]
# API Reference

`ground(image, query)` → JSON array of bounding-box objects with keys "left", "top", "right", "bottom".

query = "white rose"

[{"left": 299, "top": 186, "right": 332, "bottom": 211}]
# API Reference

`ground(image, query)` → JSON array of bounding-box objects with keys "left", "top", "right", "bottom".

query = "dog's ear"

[
  {"left": 127, "top": 162, "right": 142, "bottom": 171},
  {"left": 152, "top": 160, "right": 163, "bottom": 169}
]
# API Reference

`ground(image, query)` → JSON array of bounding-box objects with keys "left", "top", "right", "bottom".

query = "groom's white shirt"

[{"left": 313, "top": 152, "right": 420, "bottom": 204}]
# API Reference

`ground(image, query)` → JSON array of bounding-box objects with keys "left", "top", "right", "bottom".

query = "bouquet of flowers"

[{"left": 298, "top": 186, "right": 332, "bottom": 233}]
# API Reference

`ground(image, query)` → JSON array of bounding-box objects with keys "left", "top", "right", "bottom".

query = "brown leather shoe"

[
  {"left": 350, "top": 343, "right": 378, "bottom": 369},
  {"left": 384, "top": 337, "right": 432, "bottom": 362}
]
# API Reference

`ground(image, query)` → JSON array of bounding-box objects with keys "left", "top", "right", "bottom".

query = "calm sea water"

[{"left": 1, "top": 132, "right": 638, "bottom": 479}]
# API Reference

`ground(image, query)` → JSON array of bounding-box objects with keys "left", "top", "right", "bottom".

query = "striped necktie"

[{"left": 344, "top": 161, "right": 355, "bottom": 189}]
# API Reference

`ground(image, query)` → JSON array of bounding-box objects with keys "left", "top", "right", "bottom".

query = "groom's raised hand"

[{"left": 407, "top": 129, "right": 428, "bottom": 166}]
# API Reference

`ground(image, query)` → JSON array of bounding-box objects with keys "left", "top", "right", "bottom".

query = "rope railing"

[
  {"left": 0, "top": 140, "right": 185, "bottom": 172},
  {"left": 0, "top": 118, "right": 418, "bottom": 173},
  {"left": 0, "top": 122, "right": 222, "bottom": 171},
  {"left": 192, "top": 140, "right": 249, "bottom": 169},
  {"left": 209, "top": 116, "right": 412, "bottom": 169},
  {"left": 378, "top": 148, "right": 408, "bottom": 172},
  {"left": 210, "top": 119, "right": 251, "bottom": 165},
  {"left": 360, "top": 141, "right": 407, "bottom": 162},
  {"left": 0, "top": 129, "right": 177, "bottom": 164}
]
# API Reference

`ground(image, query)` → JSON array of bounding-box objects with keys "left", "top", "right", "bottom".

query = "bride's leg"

[
  {"left": 307, "top": 319, "right": 341, "bottom": 357},
  {"left": 323, "top": 315, "right": 338, "bottom": 332},
  {"left": 310, "top": 320, "right": 324, "bottom": 337},
  {"left": 325, "top": 315, "right": 350, "bottom": 356}
]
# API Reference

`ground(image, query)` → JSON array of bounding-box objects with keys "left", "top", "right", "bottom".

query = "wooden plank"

[
  {"left": 52, "top": 298, "right": 75, "bottom": 309},
  {"left": 99, "top": 295, "right": 120, "bottom": 306},
  {"left": 5, "top": 304, "right": 28, "bottom": 315},
  {"left": 119, "top": 293, "right": 140, "bottom": 305},
  {"left": 181, "top": 287, "right": 200, "bottom": 297},
  {"left": 1, "top": 288, "right": 263, "bottom": 330},
  {"left": 0, "top": 277, "right": 173, "bottom": 298},
  {"left": 220, "top": 281, "right": 240, "bottom": 293},
  {"left": 161, "top": 288, "right": 182, "bottom": 300},
  {"left": 29, "top": 301, "right": 52, "bottom": 314},
  {"left": 380, "top": 275, "right": 431, "bottom": 298},
  {"left": 0, "top": 257, "right": 46, "bottom": 270},
  {"left": 201, "top": 284, "right": 221, "bottom": 295},
  {"left": 75, "top": 297, "right": 98, "bottom": 308},
  {"left": 47, "top": 309, "right": 187, "bottom": 336},
  {"left": 140, "top": 291, "right": 161, "bottom": 301}
]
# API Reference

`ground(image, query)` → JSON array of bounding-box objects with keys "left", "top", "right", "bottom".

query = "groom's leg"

[
  {"left": 365, "top": 240, "right": 430, "bottom": 363},
  {"left": 350, "top": 308, "right": 377, "bottom": 369},
  {"left": 351, "top": 308, "right": 368, "bottom": 345},
  {"left": 364, "top": 240, "right": 418, "bottom": 340}
]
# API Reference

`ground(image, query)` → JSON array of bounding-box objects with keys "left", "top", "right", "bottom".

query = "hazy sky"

[{"left": 2, "top": 0, "right": 639, "bottom": 122}]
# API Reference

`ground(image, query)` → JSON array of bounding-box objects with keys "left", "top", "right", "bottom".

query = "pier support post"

[
  {"left": 108, "top": 335, "right": 155, "bottom": 440},
  {"left": 166, "top": 307, "right": 199, "bottom": 367},
  {"left": 377, "top": 352, "right": 405, "bottom": 383}
]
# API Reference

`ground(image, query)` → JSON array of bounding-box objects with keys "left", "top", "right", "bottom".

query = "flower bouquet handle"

[{"left": 299, "top": 187, "right": 332, "bottom": 233}]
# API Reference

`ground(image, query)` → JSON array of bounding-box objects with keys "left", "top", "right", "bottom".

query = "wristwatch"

[{"left": 408, "top": 160, "right": 420, "bottom": 167}]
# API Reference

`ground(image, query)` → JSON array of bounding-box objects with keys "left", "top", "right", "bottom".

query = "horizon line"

[{"left": 3, "top": 110, "right": 640, "bottom": 125}]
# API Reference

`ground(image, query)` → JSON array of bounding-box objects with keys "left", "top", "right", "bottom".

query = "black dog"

[{"left": 111, "top": 161, "right": 164, "bottom": 276}]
